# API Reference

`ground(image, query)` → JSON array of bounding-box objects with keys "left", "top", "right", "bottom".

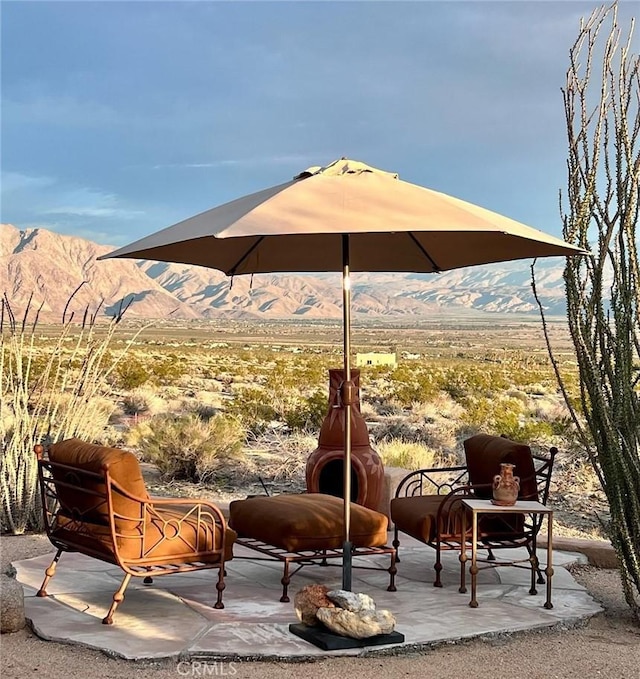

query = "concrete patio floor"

[{"left": 13, "top": 540, "right": 602, "bottom": 661}]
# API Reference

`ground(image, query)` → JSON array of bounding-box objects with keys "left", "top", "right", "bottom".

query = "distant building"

[{"left": 356, "top": 352, "right": 397, "bottom": 368}]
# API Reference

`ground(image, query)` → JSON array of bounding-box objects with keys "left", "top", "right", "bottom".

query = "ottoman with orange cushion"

[{"left": 228, "top": 493, "right": 397, "bottom": 602}]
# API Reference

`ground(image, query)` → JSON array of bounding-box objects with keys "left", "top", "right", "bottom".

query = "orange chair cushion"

[
  {"left": 228, "top": 493, "right": 388, "bottom": 552},
  {"left": 391, "top": 495, "right": 466, "bottom": 543},
  {"left": 48, "top": 438, "right": 149, "bottom": 531},
  {"left": 464, "top": 434, "right": 538, "bottom": 501}
]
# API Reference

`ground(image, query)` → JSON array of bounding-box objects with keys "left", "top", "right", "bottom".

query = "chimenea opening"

[{"left": 317, "top": 459, "right": 359, "bottom": 503}]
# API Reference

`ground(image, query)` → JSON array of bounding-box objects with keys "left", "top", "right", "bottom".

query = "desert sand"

[{"left": 1, "top": 534, "right": 638, "bottom": 679}]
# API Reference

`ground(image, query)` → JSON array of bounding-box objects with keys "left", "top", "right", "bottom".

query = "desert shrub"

[
  {"left": 359, "top": 399, "right": 379, "bottom": 420},
  {"left": 161, "top": 385, "right": 183, "bottom": 399},
  {"left": 362, "top": 395, "right": 404, "bottom": 417},
  {"left": 441, "top": 366, "right": 509, "bottom": 401},
  {"left": 150, "top": 355, "right": 186, "bottom": 384},
  {"left": 409, "top": 394, "right": 465, "bottom": 422},
  {"left": 373, "top": 417, "right": 446, "bottom": 448},
  {"left": 461, "top": 395, "right": 555, "bottom": 444},
  {"left": 527, "top": 383, "right": 550, "bottom": 396},
  {"left": 376, "top": 439, "right": 438, "bottom": 470},
  {"left": 283, "top": 389, "right": 327, "bottom": 431},
  {"left": 121, "top": 387, "right": 166, "bottom": 416},
  {"left": 227, "top": 387, "right": 278, "bottom": 434},
  {"left": 387, "top": 364, "right": 440, "bottom": 407},
  {"left": 113, "top": 356, "right": 150, "bottom": 390},
  {"left": 189, "top": 403, "right": 220, "bottom": 420},
  {"left": 98, "top": 424, "right": 124, "bottom": 447},
  {"left": 228, "top": 382, "right": 327, "bottom": 434},
  {"left": 123, "top": 418, "right": 153, "bottom": 449},
  {"left": 136, "top": 413, "right": 245, "bottom": 483},
  {"left": 374, "top": 417, "right": 425, "bottom": 443}
]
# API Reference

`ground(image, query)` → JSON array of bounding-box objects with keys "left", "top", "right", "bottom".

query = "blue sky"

[{"left": 2, "top": 1, "right": 638, "bottom": 247}]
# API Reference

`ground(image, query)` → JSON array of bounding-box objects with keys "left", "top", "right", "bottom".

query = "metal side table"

[{"left": 461, "top": 498, "right": 554, "bottom": 609}]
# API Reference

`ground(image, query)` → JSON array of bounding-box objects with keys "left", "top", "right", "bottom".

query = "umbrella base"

[{"left": 289, "top": 623, "right": 405, "bottom": 650}]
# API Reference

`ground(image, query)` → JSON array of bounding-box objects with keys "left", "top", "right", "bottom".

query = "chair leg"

[
  {"left": 527, "top": 544, "right": 546, "bottom": 585},
  {"left": 214, "top": 566, "right": 225, "bottom": 609},
  {"left": 103, "top": 573, "right": 132, "bottom": 625},
  {"left": 527, "top": 542, "right": 540, "bottom": 596},
  {"left": 458, "top": 548, "right": 467, "bottom": 594},
  {"left": 387, "top": 550, "right": 398, "bottom": 592},
  {"left": 37, "top": 549, "right": 63, "bottom": 597},
  {"left": 392, "top": 527, "right": 401, "bottom": 563},
  {"left": 280, "top": 559, "right": 291, "bottom": 603},
  {"left": 536, "top": 547, "right": 546, "bottom": 584},
  {"left": 434, "top": 542, "right": 443, "bottom": 587}
]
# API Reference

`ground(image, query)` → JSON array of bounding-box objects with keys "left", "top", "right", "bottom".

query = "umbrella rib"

[
  {"left": 408, "top": 232, "right": 441, "bottom": 272},
  {"left": 226, "top": 236, "right": 265, "bottom": 276}
]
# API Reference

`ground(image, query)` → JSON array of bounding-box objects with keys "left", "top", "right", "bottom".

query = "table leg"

[
  {"left": 529, "top": 517, "right": 538, "bottom": 596},
  {"left": 469, "top": 510, "right": 479, "bottom": 608},
  {"left": 459, "top": 503, "right": 467, "bottom": 594},
  {"left": 544, "top": 512, "right": 554, "bottom": 609}
]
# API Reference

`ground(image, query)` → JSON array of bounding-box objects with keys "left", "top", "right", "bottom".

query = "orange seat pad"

[{"left": 229, "top": 493, "right": 388, "bottom": 552}]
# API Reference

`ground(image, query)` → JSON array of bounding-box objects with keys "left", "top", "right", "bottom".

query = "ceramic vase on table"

[{"left": 491, "top": 463, "right": 520, "bottom": 506}]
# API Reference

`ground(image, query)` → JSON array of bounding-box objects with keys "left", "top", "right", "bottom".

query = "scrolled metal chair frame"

[
  {"left": 392, "top": 447, "right": 557, "bottom": 589},
  {"left": 35, "top": 445, "right": 230, "bottom": 624}
]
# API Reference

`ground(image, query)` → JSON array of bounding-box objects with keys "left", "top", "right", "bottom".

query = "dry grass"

[{"left": 376, "top": 439, "right": 439, "bottom": 470}]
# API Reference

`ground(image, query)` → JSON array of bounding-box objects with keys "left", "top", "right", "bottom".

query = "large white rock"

[
  {"left": 326, "top": 590, "right": 376, "bottom": 613},
  {"left": 316, "top": 606, "right": 396, "bottom": 639}
]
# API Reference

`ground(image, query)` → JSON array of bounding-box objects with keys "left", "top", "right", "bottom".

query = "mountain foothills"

[{"left": 1, "top": 224, "right": 570, "bottom": 321}]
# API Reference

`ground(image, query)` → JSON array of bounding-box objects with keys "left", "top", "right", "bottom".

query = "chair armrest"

[
  {"left": 395, "top": 465, "right": 468, "bottom": 498},
  {"left": 145, "top": 496, "right": 228, "bottom": 529},
  {"left": 105, "top": 475, "right": 230, "bottom": 562},
  {"left": 432, "top": 482, "right": 493, "bottom": 532}
]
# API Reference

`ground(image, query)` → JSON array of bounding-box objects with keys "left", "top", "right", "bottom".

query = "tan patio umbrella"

[{"left": 99, "top": 157, "right": 585, "bottom": 590}]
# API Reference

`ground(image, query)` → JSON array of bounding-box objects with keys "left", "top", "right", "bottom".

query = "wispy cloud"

[
  {"left": 152, "top": 153, "right": 326, "bottom": 171},
  {"left": 1, "top": 171, "right": 56, "bottom": 193},
  {"left": 44, "top": 206, "right": 144, "bottom": 218},
  {"left": 2, "top": 173, "right": 145, "bottom": 227},
  {"left": 42, "top": 187, "right": 144, "bottom": 219}
]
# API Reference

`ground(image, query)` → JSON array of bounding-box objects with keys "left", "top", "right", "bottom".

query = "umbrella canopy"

[
  {"left": 100, "top": 157, "right": 585, "bottom": 590},
  {"left": 104, "top": 158, "right": 583, "bottom": 273}
]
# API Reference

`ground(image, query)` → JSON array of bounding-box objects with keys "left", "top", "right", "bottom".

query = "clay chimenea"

[{"left": 306, "top": 368, "right": 384, "bottom": 510}]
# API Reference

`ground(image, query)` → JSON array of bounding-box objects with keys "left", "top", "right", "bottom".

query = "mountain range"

[{"left": 1, "top": 223, "right": 570, "bottom": 322}]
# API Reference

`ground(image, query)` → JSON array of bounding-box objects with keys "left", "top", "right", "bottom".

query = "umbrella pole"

[{"left": 341, "top": 234, "right": 353, "bottom": 591}]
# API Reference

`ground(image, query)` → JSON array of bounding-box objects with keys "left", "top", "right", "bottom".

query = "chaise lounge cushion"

[{"left": 229, "top": 493, "right": 388, "bottom": 552}]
